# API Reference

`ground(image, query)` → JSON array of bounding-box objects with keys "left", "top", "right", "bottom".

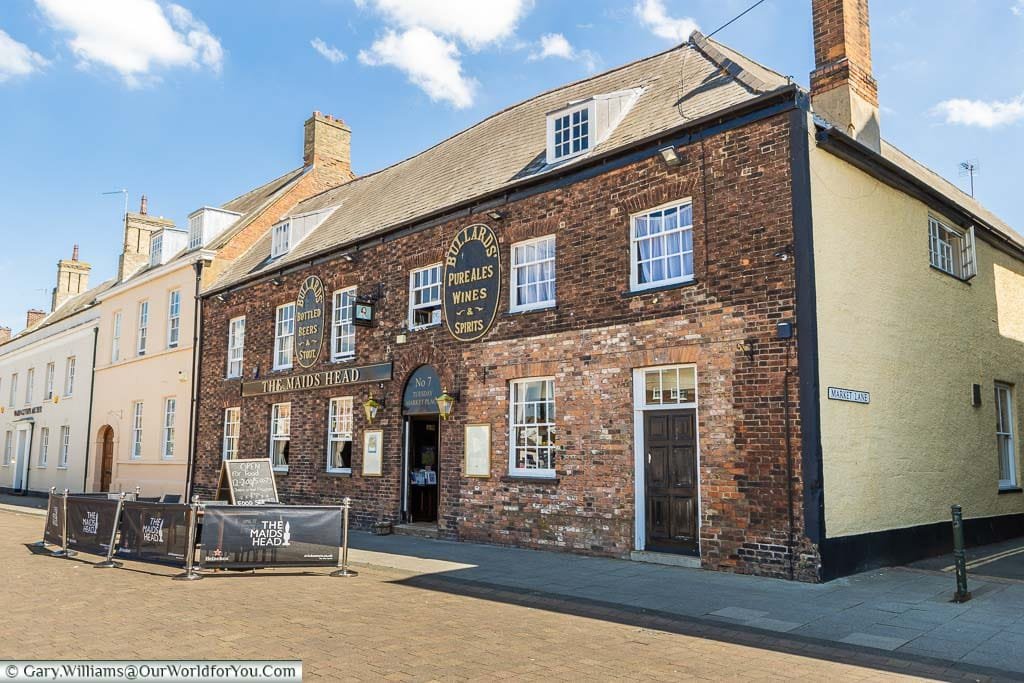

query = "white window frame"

[
  {"left": 111, "top": 312, "right": 122, "bottom": 363},
  {"left": 408, "top": 263, "right": 442, "bottom": 330},
  {"left": 546, "top": 101, "right": 593, "bottom": 164},
  {"left": 58, "top": 426, "right": 70, "bottom": 468},
  {"left": 137, "top": 300, "right": 149, "bottom": 356},
  {"left": 273, "top": 303, "right": 295, "bottom": 370},
  {"left": 188, "top": 214, "right": 203, "bottom": 250},
  {"left": 271, "top": 221, "right": 291, "bottom": 258},
  {"left": 63, "top": 357, "right": 75, "bottom": 397},
  {"left": 510, "top": 235, "right": 557, "bottom": 313},
  {"left": 167, "top": 289, "right": 181, "bottom": 349},
  {"left": 639, "top": 365, "right": 698, "bottom": 408},
  {"left": 509, "top": 377, "right": 557, "bottom": 478},
  {"left": 222, "top": 407, "right": 240, "bottom": 460},
  {"left": 269, "top": 402, "right": 291, "bottom": 471},
  {"left": 630, "top": 199, "right": 695, "bottom": 292},
  {"left": 24, "top": 367, "right": 34, "bottom": 406},
  {"left": 8, "top": 373, "right": 17, "bottom": 407},
  {"left": 928, "top": 216, "right": 977, "bottom": 280},
  {"left": 150, "top": 233, "right": 163, "bottom": 266},
  {"left": 331, "top": 287, "right": 357, "bottom": 361},
  {"left": 44, "top": 362, "right": 55, "bottom": 400},
  {"left": 38, "top": 427, "right": 49, "bottom": 467},
  {"left": 131, "top": 401, "right": 144, "bottom": 460},
  {"left": 2, "top": 431, "right": 10, "bottom": 465},
  {"left": 996, "top": 382, "right": 1017, "bottom": 490},
  {"left": 161, "top": 397, "right": 176, "bottom": 460},
  {"left": 227, "top": 316, "right": 245, "bottom": 379},
  {"left": 327, "top": 397, "right": 354, "bottom": 473}
]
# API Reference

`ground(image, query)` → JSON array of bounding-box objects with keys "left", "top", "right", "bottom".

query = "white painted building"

[{"left": 0, "top": 248, "right": 113, "bottom": 495}]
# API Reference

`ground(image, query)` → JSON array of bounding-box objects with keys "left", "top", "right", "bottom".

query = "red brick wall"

[{"left": 193, "top": 111, "right": 820, "bottom": 581}]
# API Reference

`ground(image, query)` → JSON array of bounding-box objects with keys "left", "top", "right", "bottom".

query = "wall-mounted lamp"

[
  {"left": 659, "top": 146, "right": 682, "bottom": 167},
  {"left": 737, "top": 338, "right": 756, "bottom": 362},
  {"left": 214, "top": 293, "right": 227, "bottom": 303},
  {"left": 436, "top": 388, "right": 458, "bottom": 421},
  {"left": 342, "top": 252, "right": 357, "bottom": 263},
  {"left": 271, "top": 277, "right": 283, "bottom": 287},
  {"left": 773, "top": 245, "right": 794, "bottom": 262},
  {"left": 363, "top": 393, "right": 384, "bottom": 424},
  {"left": 486, "top": 209, "right": 506, "bottom": 221}
]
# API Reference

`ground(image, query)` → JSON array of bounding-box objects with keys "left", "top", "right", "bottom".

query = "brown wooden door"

[
  {"left": 100, "top": 428, "right": 114, "bottom": 492},
  {"left": 644, "top": 410, "right": 698, "bottom": 554}
]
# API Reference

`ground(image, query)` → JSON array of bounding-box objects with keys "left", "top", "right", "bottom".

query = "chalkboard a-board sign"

[{"left": 216, "top": 458, "right": 280, "bottom": 505}]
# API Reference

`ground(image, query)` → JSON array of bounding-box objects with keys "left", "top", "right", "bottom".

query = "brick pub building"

[{"left": 191, "top": 1, "right": 1024, "bottom": 581}]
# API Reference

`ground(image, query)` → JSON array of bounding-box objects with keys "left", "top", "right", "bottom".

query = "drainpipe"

[
  {"left": 81, "top": 325, "right": 99, "bottom": 493},
  {"left": 185, "top": 259, "right": 205, "bottom": 500}
]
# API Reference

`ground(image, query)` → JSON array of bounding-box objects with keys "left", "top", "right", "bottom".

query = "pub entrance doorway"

[{"left": 401, "top": 366, "right": 443, "bottom": 526}]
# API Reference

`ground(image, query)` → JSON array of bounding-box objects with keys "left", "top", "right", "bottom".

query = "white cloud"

[
  {"left": 933, "top": 94, "right": 1024, "bottom": 128},
  {"left": 634, "top": 0, "right": 698, "bottom": 43},
  {"left": 0, "top": 29, "right": 50, "bottom": 82},
  {"left": 1013, "top": 1, "right": 1024, "bottom": 16},
  {"left": 529, "top": 33, "right": 597, "bottom": 72},
  {"left": 359, "top": 27, "right": 476, "bottom": 108},
  {"left": 35, "top": 0, "right": 222, "bottom": 86},
  {"left": 311, "top": 37, "right": 346, "bottom": 64},
  {"left": 360, "top": 0, "right": 530, "bottom": 50}
]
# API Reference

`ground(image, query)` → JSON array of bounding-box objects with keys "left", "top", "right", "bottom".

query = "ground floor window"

[
  {"left": 38, "top": 427, "right": 48, "bottom": 467},
  {"left": 327, "top": 397, "right": 353, "bottom": 472},
  {"left": 58, "top": 426, "right": 70, "bottom": 468},
  {"left": 270, "top": 402, "right": 291, "bottom": 470},
  {"left": 509, "top": 377, "right": 556, "bottom": 477},
  {"left": 222, "top": 407, "right": 240, "bottom": 460},
  {"left": 131, "top": 402, "right": 144, "bottom": 459},
  {"left": 161, "top": 398, "right": 176, "bottom": 459},
  {"left": 3, "top": 431, "right": 11, "bottom": 465},
  {"left": 996, "top": 382, "right": 1017, "bottom": 489}
]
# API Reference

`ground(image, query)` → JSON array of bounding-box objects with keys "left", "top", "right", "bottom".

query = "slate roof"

[
  {"left": 1, "top": 278, "right": 116, "bottom": 349},
  {"left": 210, "top": 34, "right": 791, "bottom": 291}
]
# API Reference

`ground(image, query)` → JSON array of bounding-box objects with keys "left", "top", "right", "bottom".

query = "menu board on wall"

[{"left": 464, "top": 424, "right": 491, "bottom": 478}]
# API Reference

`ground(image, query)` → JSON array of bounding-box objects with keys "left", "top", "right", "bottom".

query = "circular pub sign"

[
  {"left": 443, "top": 223, "right": 501, "bottom": 342},
  {"left": 294, "top": 275, "right": 326, "bottom": 368}
]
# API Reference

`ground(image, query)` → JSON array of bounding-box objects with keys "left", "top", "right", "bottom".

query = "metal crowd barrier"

[{"left": 37, "top": 490, "right": 358, "bottom": 581}]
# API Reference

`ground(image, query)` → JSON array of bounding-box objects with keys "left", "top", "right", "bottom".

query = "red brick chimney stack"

[
  {"left": 140, "top": 194, "right": 148, "bottom": 215},
  {"left": 810, "top": 0, "right": 880, "bottom": 151},
  {"left": 26, "top": 309, "right": 45, "bottom": 328},
  {"left": 0, "top": 327, "right": 10, "bottom": 344},
  {"left": 72, "top": 243, "right": 79, "bottom": 261},
  {"left": 303, "top": 111, "right": 353, "bottom": 185}
]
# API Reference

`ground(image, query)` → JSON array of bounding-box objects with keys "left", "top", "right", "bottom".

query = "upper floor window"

[
  {"left": 548, "top": 103, "right": 591, "bottom": 163},
  {"left": 996, "top": 383, "right": 1017, "bottom": 490},
  {"left": 331, "top": 287, "right": 357, "bottom": 361},
  {"left": 509, "top": 377, "right": 556, "bottom": 478},
  {"left": 409, "top": 264, "right": 442, "bottom": 330},
  {"left": 928, "top": 217, "right": 976, "bottom": 280},
  {"left": 274, "top": 303, "right": 295, "bottom": 370},
  {"left": 630, "top": 200, "right": 694, "bottom": 292},
  {"left": 137, "top": 301, "right": 149, "bottom": 356},
  {"left": 511, "top": 236, "right": 556, "bottom": 312},
  {"left": 222, "top": 407, "right": 240, "bottom": 460},
  {"left": 24, "top": 367, "right": 34, "bottom": 405},
  {"left": 167, "top": 290, "right": 181, "bottom": 349},
  {"left": 161, "top": 397, "right": 176, "bottom": 459},
  {"left": 227, "top": 316, "right": 245, "bottom": 378},
  {"left": 327, "top": 396, "right": 354, "bottom": 473},
  {"left": 63, "top": 357, "right": 75, "bottom": 397},
  {"left": 8, "top": 373, "right": 17, "bottom": 407},
  {"left": 44, "top": 362, "right": 55, "bottom": 400},
  {"left": 271, "top": 222, "right": 291, "bottom": 259},
  {"left": 111, "top": 312, "right": 122, "bottom": 363}
]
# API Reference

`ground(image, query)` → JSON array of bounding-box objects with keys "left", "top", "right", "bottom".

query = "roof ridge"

[{"left": 690, "top": 31, "right": 772, "bottom": 94}]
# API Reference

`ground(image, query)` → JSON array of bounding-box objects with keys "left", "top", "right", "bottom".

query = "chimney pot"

[
  {"left": 140, "top": 194, "right": 148, "bottom": 215},
  {"left": 72, "top": 244, "right": 79, "bottom": 261}
]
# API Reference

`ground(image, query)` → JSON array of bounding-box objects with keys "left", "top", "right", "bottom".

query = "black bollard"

[{"left": 951, "top": 505, "right": 971, "bottom": 603}]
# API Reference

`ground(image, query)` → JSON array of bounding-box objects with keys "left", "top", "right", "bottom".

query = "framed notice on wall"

[
  {"left": 464, "top": 423, "right": 491, "bottom": 478},
  {"left": 362, "top": 430, "right": 383, "bottom": 477}
]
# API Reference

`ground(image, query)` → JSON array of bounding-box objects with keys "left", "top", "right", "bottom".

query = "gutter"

[
  {"left": 185, "top": 259, "right": 206, "bottom": 500},
  {"left": 815, "top": 127, "right": 1024, "bottom": 261},
  {"left": 81, "top": 325, "right": 99, "bottom": 492},
  {"left": 204, "top": 84, "right": 802, "bottom": 298}
]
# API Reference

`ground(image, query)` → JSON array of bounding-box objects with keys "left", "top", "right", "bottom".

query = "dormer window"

[
  {"left": 271, "top": 222, "right": 291, "bottom": 259},
  {"left": 553, "top": 104, "right": 590, "bottom": 161},
  {"left": 544, "top": 89, "right": 644, "bottom": 167},
  {"left": 187, "top": 207, "right": 242, "bottom": 251},
  {"left": 188, "top": 215, "right": 203, "bottom": 250},
  {"left": 150, "top": 234, "right": 163, "bottom": 267},
  {"left": 150, "top": 228, "right": 188, "bottom": 267}
]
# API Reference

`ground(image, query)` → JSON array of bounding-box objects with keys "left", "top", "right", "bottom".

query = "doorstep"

[
  {"left": 630, "top": 550, "right": 700, "bottom": 568},
  {"left": 394, "top": 522, "right": 440, "bottom": 539}
]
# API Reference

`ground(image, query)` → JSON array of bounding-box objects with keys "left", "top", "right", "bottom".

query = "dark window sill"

[
  {"left": 621, "top": 279, "right": 699, "bottom": 298},
  {"left": 500, "top": 475, "right": 559, "bottom": 485},
  {"left": 325, "top": 471, "right": 352, "bottom": 478},
  {"left": 928, "top": 264, "right": 973, "bottom": 285},
  {"left": 502, "top": 304, "right": 558, "bottom": 318},
  {"left": 998, "top": 487, "right": 1022, "bottom": 495}
]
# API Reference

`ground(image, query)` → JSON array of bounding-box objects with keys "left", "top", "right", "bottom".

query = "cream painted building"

[
  {"left": 0, "top": 248, "right": 112, "bottom": 495},
  {"left": 88, "top": 113, "right": 355, "bottom": 498}
]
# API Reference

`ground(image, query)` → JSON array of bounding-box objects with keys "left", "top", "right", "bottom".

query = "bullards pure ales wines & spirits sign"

[
  {"left": 295, "top": 275, "right": 326, "bottom": 368},
  {"left": 443, "top": 223, "right": 501, "bottom": 342}
]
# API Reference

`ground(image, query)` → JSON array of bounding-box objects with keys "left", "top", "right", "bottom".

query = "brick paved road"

[{"left": 0, "top": 510, "right": 987, "bottom": 681}]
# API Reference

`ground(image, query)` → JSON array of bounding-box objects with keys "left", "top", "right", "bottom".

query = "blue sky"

[{"left": 1, "top": 0, "right": 1022, "bottom": 331}]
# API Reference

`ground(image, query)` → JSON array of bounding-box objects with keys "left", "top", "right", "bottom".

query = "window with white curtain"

[
  {"left": 327, "top": 397, "right": 354, "bottom": 472},
  {"left": 630, "top": 200, "right": 694, "bottom": 291},
  {"left": 509, "top": 378, "right": 556, "bottom": 477},
  {"left": 222, "top": 407, "right": 240, "bottom": 460},
  {"left": 227, "top": 316, "right": 245, "bottom": 378},
  {"left": 510, "top": 235, "right": 556, "bottom": 312},
  {"left": 270, "top": 403, "right": 291, "bottom": 470}
]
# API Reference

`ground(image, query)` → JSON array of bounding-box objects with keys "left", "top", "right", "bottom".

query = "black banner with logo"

[
  {"left": 116, "top": 501, "right": 190, "bottom": 565},
  {"left": 65, "top": 496, "right": 120, "bottom": 556},
  {"left": 199, "top": 506, "right": 342, "bottom": 569},
  {"left": 43, "top": 493, "right": 63, "bottom": 546}
]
